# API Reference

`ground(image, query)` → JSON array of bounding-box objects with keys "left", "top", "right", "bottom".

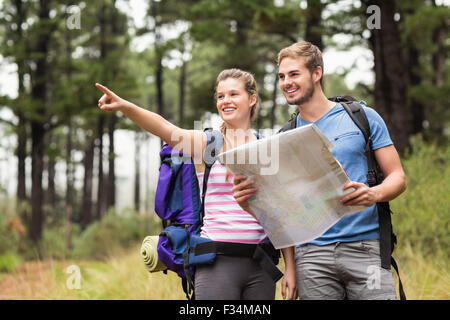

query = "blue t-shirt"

[{"left": 296, "top": 103, "right": 393, "bottom": 246}]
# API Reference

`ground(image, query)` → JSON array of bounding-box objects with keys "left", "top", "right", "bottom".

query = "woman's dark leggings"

[{"left": 194, "top": 255, "right": 276, "bottom": 300}]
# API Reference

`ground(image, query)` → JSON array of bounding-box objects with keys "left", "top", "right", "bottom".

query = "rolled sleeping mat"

[{"left": 140, "top": 236, "right": 167, "bottom": 273}]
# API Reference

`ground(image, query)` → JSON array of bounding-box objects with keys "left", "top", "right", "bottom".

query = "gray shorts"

[
  {"left": 194, "top": 255, "right": 276, "bottom": 300},
  {"left": 295, "top": 239, "right": 397, "bottom": 300}
]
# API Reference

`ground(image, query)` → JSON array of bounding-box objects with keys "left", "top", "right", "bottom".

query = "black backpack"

[{"left": 279, "top": 95, "right": 406, "bottom": 300}]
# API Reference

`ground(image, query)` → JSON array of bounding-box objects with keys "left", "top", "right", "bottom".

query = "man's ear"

[{"left": 312, "top": 66, "right": 323, "bottom": 84}]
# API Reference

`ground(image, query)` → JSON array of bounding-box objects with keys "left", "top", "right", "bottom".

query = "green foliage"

[
  {"left": 35, "top": 224, "right": 79, "bottom": 261},
  {"left": 0, "top": 199, "right": 22, "bottom": 256},
  {"left": 401, "top": 2, "right": 449, "bottom": 53},
  {"left": 324, "top": 73, "right": 354, "bottom": 98},
  {"left": 72, "top": 210, "right": 161, "bottom": 260},
  {"left": 391, "top": 134, "right": 450, "bottom": 259},
  {"left": 0, "top": 252, "right": 22, "bottom": 273}
]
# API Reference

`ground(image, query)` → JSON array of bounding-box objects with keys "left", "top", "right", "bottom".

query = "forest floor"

[{"left": 0, "top": 243, "right": 448, "bottom": 300}]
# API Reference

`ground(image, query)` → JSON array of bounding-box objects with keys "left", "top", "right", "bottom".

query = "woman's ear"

[{"left": 249, "top": 93, "right": 257, "bottom": 108}]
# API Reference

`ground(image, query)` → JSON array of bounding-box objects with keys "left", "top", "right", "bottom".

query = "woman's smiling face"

[{"left": 216, "top": 77, "right": 256, "bottom": 128}]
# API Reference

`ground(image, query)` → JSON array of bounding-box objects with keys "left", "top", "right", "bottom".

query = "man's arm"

[{"left": 341, "top": 144, "right": 406, "bottom": 206}]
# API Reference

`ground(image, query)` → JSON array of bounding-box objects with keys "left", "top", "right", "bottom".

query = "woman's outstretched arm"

[{"left": 96, "top": 83, "right": 205, "bottom": 158}]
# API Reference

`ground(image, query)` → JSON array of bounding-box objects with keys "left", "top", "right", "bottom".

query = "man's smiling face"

[{"left": 278, "top": 56, "right": 318, "bottom": 106}]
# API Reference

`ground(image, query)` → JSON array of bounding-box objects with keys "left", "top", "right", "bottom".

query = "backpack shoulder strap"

[
  {"left": 199, "top": 128, "right": 223, "bottom": 226},
  {"left": 338, "top": 98, "right": 407, "bottom": 300},
  {"left": 340, "top": 101, "right": 371, "bottom": 142},
  {"left": 339, "top": 101, "right": 380, "bottom": 187},
  {"left": 254, "top": 131, "right": 263, "bottom": 140},
  {"left": 278, "top": 111, "right": 299, "bottom": 133},
  {"left": 331, "top": 96, "right": 370, "bottom": 142}
]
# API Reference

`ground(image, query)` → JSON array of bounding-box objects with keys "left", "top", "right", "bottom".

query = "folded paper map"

[{"left": 217, "top": 124, "right": 366, "bottom": 249}]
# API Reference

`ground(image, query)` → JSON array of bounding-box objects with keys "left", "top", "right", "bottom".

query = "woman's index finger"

[{"left": 95, "top": 83, "right": 114, "bottom": 96}]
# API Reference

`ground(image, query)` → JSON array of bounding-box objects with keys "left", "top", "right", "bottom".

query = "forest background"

[{"left": 0, "top": 0, "right": 448, "bottom": 300}]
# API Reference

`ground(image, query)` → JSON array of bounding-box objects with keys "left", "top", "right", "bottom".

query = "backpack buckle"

[{"left": 367, "top": 170, "right": 377, "bottom": 186}]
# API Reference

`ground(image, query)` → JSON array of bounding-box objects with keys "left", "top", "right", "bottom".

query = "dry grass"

[
  {"left": 393, "top": 243, "right": 449, "bottom": 300},
  {"left": 0, "top": 261, "right": 53, "bottom": 299},
  {"left": 1, "top": 243, "right": 448, "bottom": 300}
]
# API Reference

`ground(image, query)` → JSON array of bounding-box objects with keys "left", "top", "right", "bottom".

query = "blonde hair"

[
  {"left": 215, "top": 68, "right": 260, "bottom": 133},
  {"left": 215, "top": 68, "right": 259, "bottom": 181},
  {"left": 277, "top": 41, "right": 324, "bottom": 87}
]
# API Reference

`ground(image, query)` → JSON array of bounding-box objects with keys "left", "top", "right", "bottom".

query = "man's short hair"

[{"left": 277, "top": 41, "right": 324, "bottom": 86}]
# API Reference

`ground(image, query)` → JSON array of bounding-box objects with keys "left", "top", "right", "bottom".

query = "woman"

[{"left": 96, "top": 68, "right": 297, "bottom": 300}]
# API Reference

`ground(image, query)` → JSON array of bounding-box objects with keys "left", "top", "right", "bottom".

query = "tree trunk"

[
  {"left": 29, "top": 0, "right": 51, "bottom": 244},
  {"left": 16, "top": 115, "right": 28, "bottom": 224},
  {"left": 152, "top": 0, "right": 165, "bottom": 119},
  {"left": 134, "top": 132, "right": 141, "bottom": 213},
  {"left": 65, "top": 121, "right": 74, "bottom": 250},
  {"left": 44, "top": 133, "right": 56, "bottom": 209},
  {"left": 96, "top": 115, "right": 105, "bottom": 219},
  {"left": 305, "top": 0, "right": 324, "bottom": 50},
  {"left": 30, "top": 123, "right": 45, "bottom": 243},
  {"left": 156, "top": 53, "right": 165, "bottom": 118},
  {"left": 16, "top": 118, "right": 27, "bottom": 202},
  {"left": 155, "top": 52, "right": 165, "bottom": 150},
  {"left": 105, "top": 1, "right": 120, "bottom": 214},
  {"left": 431, "top": 2, "right": 446, "bottom": 88},
  {"left": 81, "top": 138, "right": 95, "bottom": 230},
  {"left": 46, "top": 151, "right": 56, "bottom": 209},
  {"left": 64, "top": 4, "right": 74, "bottom": 250},
  {"left": 429, "top": 10, "right": 447, "bottom": 137},
  {"left": 96, "top": 2, "right": 107, "bottom": 220},
  {"left": 270, "top": 71, "right": 279, "bottom": 128},
  {"left": 13, "top": 0, "right": 28, "bottom": 225},
  {"left": 145, "top": 136, "right": 151, "bottom": 215},
  {"left": 367, "top": 0, "right": 410, "bottom": 153},
  {"left": 179, "top": 60, "right": 186, "bottom": 126},
  {"left": 150, "top": 0, "right": 166, "bottom": 148},
  {"left": 106, "top": 114, "right": 116, "bottom": 211}
]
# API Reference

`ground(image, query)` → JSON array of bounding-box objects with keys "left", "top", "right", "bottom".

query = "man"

[{"left": 232, "top": 41, "right": 406, "bottom": 300}]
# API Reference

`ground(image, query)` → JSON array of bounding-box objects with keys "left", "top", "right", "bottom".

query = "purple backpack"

[
  {"left": 154, "top": 129, "right": 282, "bottom": 300},
  {"left": 155, "top": 129, "right": 222, "bottom": 299}
]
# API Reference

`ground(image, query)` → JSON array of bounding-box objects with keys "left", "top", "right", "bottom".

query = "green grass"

[
  {"left": 0, "top": 253, "right": 22, "bottom": 273},
  {"left": 390, "top": 135, "right": 450, "bottom": 260}
]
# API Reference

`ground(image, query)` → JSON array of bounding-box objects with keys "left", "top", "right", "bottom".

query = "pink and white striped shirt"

[{"left": 198, "top": 162, "right": 267, "bottom": 244}]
